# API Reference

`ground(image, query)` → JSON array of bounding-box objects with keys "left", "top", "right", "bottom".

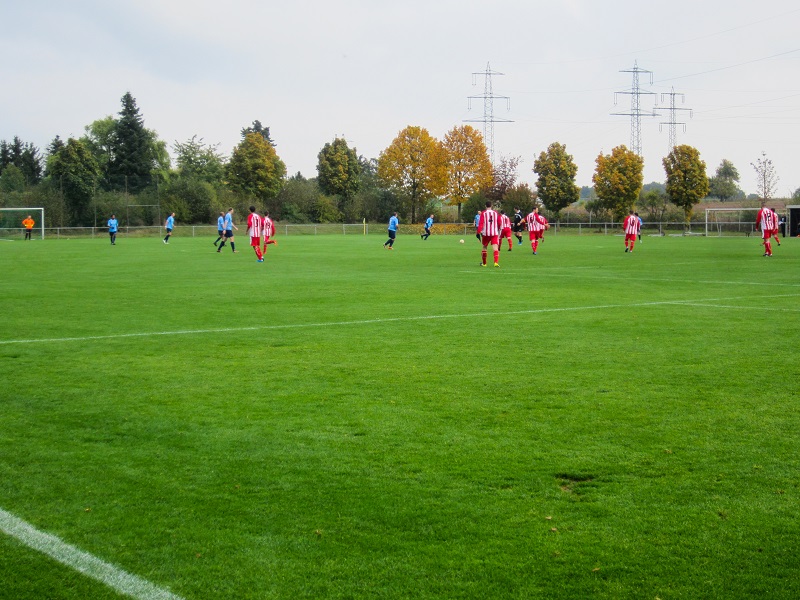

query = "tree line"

[{"left": 0, "top": 91, "right": 794, "bottom": 228}]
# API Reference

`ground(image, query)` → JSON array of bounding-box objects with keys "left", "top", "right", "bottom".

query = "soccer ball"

[{"left": 459, "top": 239, "right": 465, "bottom": 244}]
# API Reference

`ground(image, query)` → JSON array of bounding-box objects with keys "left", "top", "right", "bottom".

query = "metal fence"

[{"left": 0, "top": 221, "right": 766, "bottom": 239}]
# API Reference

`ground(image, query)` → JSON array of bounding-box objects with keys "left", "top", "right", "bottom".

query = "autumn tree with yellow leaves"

[
  {"left": 441, "top": 125, "right": 493, "bottom": 220},
  {"left": 592, "top": 145, "right": 644, "bottom": 220},
  {"left": 377, "top": 126, "right": 447, "bottom": 223}
]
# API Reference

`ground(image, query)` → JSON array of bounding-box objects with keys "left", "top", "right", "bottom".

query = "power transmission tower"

[
  {"left": 464, "top": 62, "right": 512, "bottom": 163},
  {"left": 658, "top": 87, "right": 692, "bottom": 151},
  {"left": 612, "top": 61, "right": 657, "bottom": 156}
]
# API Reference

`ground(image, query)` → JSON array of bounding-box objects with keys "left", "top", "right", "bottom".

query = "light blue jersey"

[
  {"left": 165, "top": 215, "right": 175, "bottom": 229},
  {"left": 388, "top": 215, "right": 399, "bottom": 231},
  {"left": 224, "top": 213, "right": 233, "bottom": 231},
  {"left": 217, "top": 216, "right": 225, "bottom": 230},
  {"left": 108, "top": 218, "right": 118, "bottom": 233},
  {"left": 474, "top": 213, "right": 480, "bottom": 227},
  {"left": 425, "top": 217, "right": 433, "bottom": 229}
]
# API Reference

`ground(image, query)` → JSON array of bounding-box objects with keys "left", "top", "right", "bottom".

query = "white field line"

[
  {"left": 459, "top": 269, "right": 800, "bottom": 288},
  {"left": 1, "top": 294, "right": 798, "bottom": 347},
  {"left": 0, "top": 507, "right": 183, "bottom": 600},
  {"left": 666, "top": 302, "right": 800, "bottom": 312}
]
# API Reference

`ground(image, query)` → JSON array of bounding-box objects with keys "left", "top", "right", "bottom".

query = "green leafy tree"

[
  {"left": 82, "top": 116, "right": 116, "bottom": 186},
  {"left": 592, "top": 145, "right": 644, "bottom": 220},
  {"left": 708, "top": 159, "right": 741, "bottom": 201},
  {"left": 48, "top": 138, "right": 101, "bottom": 225},
  {"left": 108, "top": 92, "right": 154, "bottom": 193},
  {"left": 161, "top": 178, "right": 217, "bottom": 223},
  {"left": 377, "top": 126, "right": 447, "bottom": 223},
  {"left": 638, "top": 188, "right": 670, "bottom": 222},
  {"left": 533, "top": 142, "right": 580, "bottom": 218},
  {"left": 663, "top": 145, "right": 709, "bottom": 225},
  {"left": 441, "top": 125, "right": 493, "bottom": 220},
  {"left": 0, "top": 164, "right": 26, "bottom": 193},
  {"left": 44, "top": 136, "right": 66, "bottom": 177},
  {"left": 317, "top": 137, "right": 361, "bottom": 216},
  {"left": 503, "top": 183, "right": 536, "bottom": 215},
  {"left": 173, "top": 136, "right": 226, "bottom": 185},
  {"left": 226, "top": 132, "right": 287, "bottom": 204},
  {"left": 276, "top": 173, "right": 319, "bottom": 222},
  {"left": 351, "top": 156, "right": 399, "bottom": 223}
]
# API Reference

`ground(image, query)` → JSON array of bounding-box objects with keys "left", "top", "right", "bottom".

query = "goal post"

[
  {"left": 704, "top": 207, "right": 758, "bottom": 237},
  {"left": 0, "top": 207, "right": 45, "bottom": 240}
]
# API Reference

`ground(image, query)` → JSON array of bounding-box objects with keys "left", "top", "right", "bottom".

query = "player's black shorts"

[{"left": 224, "top": 230, "right": 233, "bottom": 238}]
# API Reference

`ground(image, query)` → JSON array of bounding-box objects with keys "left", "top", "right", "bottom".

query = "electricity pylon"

[
  {"left": 612, "top": 61, "right": 657, "bottom": 156},
  {"left": 465, "top": 62, "right": 512, "bottom": 163},
  {"left": 658, "top": 87, "right": 692, "bottom": 151}
]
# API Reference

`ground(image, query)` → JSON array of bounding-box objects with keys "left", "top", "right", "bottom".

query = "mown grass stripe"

[{"left": 1, "top": 293, "right": 796, "bottom": 346}]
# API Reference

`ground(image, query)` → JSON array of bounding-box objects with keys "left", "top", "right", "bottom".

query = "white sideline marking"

[
  {"left": 0, "top": 507, "right": 183, "bottom": 600},
  {"left": 667, "top": 302, "right": 800, "bottom": 312},
  {"left": 460, "top": 269, "right": 800, "bottom": 288},
  {"left": 1, "top": 293, "right": 797, "bottom": 346}
]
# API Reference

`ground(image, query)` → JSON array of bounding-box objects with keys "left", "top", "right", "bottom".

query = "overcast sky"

[{"left": 2, "top": 0, "right": 798, "bottom": 196}]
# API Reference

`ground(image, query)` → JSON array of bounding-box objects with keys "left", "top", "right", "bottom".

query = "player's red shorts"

[
  {"left": 771, "top": 229, "right": 779, "bottom": 237},
  {"left": 499, "top": 227, "right": 512, "bottom": 239},
  {"left": 481, "top": 234, "right": 499, "bottom": 246},
  {"left": 625, "top": 233, "right": 637, "bottom": 242},
  {"left": 761, "top": 229, "right": 772, "bottom": 240},
  {"left": 529, "top": 230, "right": 543, "bottom": 241},
  {"left": 250, "top": 236, "right": 260, "bottom": 247}
]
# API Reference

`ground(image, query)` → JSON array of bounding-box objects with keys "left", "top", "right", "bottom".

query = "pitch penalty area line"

[
  {"left": 0, "top": 507, "right": 183, "bottom": 600},
  {"left": 1, "top": 293, "right": 798, "bottom": 346}
]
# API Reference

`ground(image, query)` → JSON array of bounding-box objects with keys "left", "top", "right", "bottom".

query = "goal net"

[
  {"left": 704, "top": 207, "right": 759, "bottom": 237},
  {"left": 0, "top": 207, "right": 45, "bottom": 240}
]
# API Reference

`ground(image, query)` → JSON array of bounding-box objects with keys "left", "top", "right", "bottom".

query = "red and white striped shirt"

[
  {"left": 499, "top": 213, "right": 511, "bottom": 230},
  {"left": 757, "top": 208, "right": 777, "bottom": 231},
  {"left": 247, "top": 213, "right": 262, "bottom": 238},
  {"left": 262, "top": 216, "right": 275, "bottom": 238},
  {"left": 525, "top": 212, "right": 547, "bottom": 232},
  {"left": 623, "top": 215, "right": 641, "bottom": 235},
  {"left": 478, "top": 209, "right": 500, "bottom": 236}
]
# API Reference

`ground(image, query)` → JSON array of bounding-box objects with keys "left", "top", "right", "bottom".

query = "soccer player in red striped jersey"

[
  {"left": 247, "top": 206, "right": 264, "bottom": 262},
  {"left": 477, "top": 201, "right": 501, "bottom": 267},
  {"left": 769, "top": 207, "right": 782, "bottom": 247},
  {"left": 498, "top": 210, "right": 513, "bottom": 251},
  {"left": 623, "top": 210, "right": 641, "bottom": 253},
  {"left": 525, "top": 206, "right": 548, "bottom": 255},
  {"left": 756, "top": 204, "right": 778, "bottom": 256},
  {"left": 262, "top": 211, "right": 278, "bottom": 254}
]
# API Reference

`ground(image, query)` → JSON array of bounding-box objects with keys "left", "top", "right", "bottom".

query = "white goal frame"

[
  {"left": 704, "top": 207, "right": 759, "bottom": 237},
  {"left": 0, "top": 207, "right": 45, "bottom": 240}
]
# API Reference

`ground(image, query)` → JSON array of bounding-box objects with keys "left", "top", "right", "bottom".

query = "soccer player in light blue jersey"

[
  {"left": 214, "top": 212, "right": 225, "bottom": 246},
  {"left": 421, "top": 214, "right": 434, "bottom": 240},
  {"left": 163, "top": 212, "right": 175, "bottom": 244},
  {"left": 216, "top": 208, "right": 239, "bottom": 253},
  {"left": 384, "top": 212, "right": 399, "bottom": 249},
  {"left": 474, "top": 210, "right": 481, "bottom": 240},
  {"left": 107, "top": 214, "right": 118, "bottom": 245}
]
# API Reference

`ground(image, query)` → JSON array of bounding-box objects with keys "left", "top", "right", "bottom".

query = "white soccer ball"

[{"left": 459, "top": 239, "right": 465, "bottom": 244}]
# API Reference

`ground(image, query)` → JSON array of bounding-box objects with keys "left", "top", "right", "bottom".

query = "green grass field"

[{"left": 1, "top": 231, "right": 799, "bottom": 599}]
